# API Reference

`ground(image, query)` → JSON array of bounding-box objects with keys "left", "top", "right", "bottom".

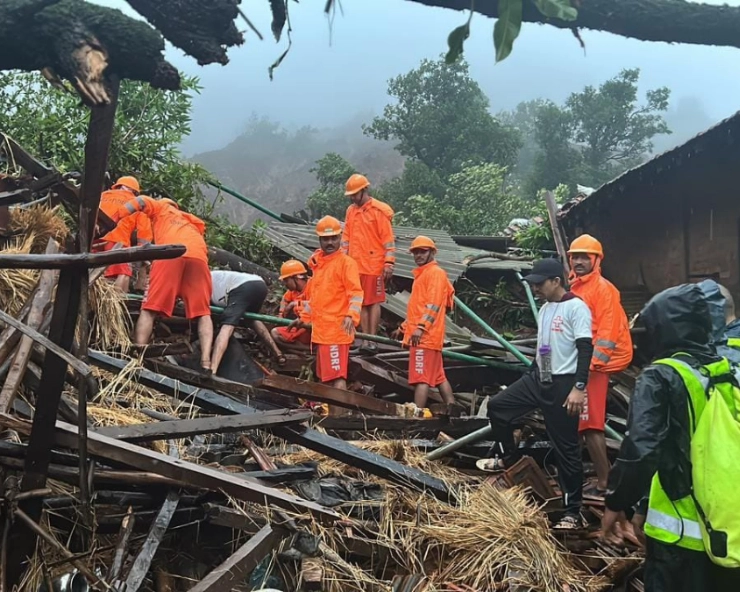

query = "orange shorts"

[
  {"left": 143, "top": 257, "right": 212, "bottom": 319},
  {"left": 276, "top": 326, "right": 312, "bottom": 344},
  {"left": 408, "top": 347, "right": 446, "bottom": 387},
  {"left": 359, "top": 274, "right": 385, "bottom": 306},
  {"left": 93, "top": 240, "right": 132, "bottom": 279},
  {"left": 579, "top": 370, "right": 610, "bottom": 433},
  {"left": 315, "top": 344, "right": 349, "bottom": 382}
]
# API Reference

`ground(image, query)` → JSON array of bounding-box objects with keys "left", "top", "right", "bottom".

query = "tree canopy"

[{"left": 364, "top": 57, "right": 521, "bottom": 177}]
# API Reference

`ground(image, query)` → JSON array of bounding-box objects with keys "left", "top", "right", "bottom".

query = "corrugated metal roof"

[
  {"left": 386, "top": 291, "right": 472, "bottom": 344},
  {"left": 264, "top": 222, "right": 531, "bottom": 280}
]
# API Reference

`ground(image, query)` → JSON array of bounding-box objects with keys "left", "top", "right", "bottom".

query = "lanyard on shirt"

[{"left": 540, "top": 303, "right": 561, "bottom": 348}]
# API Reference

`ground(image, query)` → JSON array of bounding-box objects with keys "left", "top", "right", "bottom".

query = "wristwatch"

[{"left": 574, "top": 381, "right": 586, "bottom": 391}]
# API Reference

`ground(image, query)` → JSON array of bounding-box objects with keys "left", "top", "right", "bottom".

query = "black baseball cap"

[{"left": 523, "top": 258, "right": 565, "bottom": 284}]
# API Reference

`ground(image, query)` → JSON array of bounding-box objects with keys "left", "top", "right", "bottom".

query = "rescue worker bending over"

[
  {"left": 341, "top": 174, "right": 395, "bottom": 353},
  {"left": 272, "top": 260, "right": 311, "bottom": 352},
  {"left": 210, "top": 270, "right": 269, "bottom": 374},
  {"left": 568, "top": 234, "right": 633, "bottom": 495},
  {"left": 602, "top": 282, "right": 740, "bottom": 591},
  {"left": 290, "top": 216, "right": 363, "bottom": 390},
  {"left": 95, "top": 176, "right": 153, "bottom": 292},
  {"left": 402, "top": 236, "right": 455, "bottom": 409},
  {"left": 109, "top": 197, "right": 214, "bottom": 372}
]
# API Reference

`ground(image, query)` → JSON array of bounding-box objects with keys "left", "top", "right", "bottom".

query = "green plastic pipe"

[
  {"left": 453, "top": 296, "right": 532, "bottom": 367},
  {"left": 126, "top": 296, "right": 521, "bottom": 370},
  {"left": 516, "top": 271, "right": 539, "bottom": 326},
  {"left": 208, "top": 180, "right": 283, "bottom": 222}
]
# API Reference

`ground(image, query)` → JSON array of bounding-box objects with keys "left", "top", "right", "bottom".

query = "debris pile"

[{"left": 0, "top": 136, "right": 645, "bottom": 592}]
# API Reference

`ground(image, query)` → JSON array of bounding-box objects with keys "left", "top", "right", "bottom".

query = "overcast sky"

[{"left": 95, "top": 0, "right": 740, "bottom": 155}]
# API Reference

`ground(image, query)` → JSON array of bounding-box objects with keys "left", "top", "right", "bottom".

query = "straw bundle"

[
  {"left": 0, "top": 234, "right": 40, "bottom": 315},
  {"left": 281, "top": 440, "right": 606, "bottom": 592},
  {"left": 88, "top": 277, "right": 132, "bottom": 350},
  {"left": 9, "top": 205, "right": 69, "bottom": 253}
]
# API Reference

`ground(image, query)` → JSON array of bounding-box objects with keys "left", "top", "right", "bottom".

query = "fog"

[{"left": 93, "top": 0, "right": 740, "bottom": 157}]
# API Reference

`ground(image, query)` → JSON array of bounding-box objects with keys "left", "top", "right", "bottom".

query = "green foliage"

[
  {"left": 395, "top": 163, "right": 530, "bottom": 235},
  {"left": 502, "top": 68, "right": 671, "bottom": 194},
  {"left": 363, "top": 57, "right": 521, "bottom": 177},
  {"left": 0, "top": 71, "right": 213, "bottom": 214},
  {"left": 494, "top": 0, "right": 523, "bottom": 63},
  {"left": 515, "top": 184, "right": 570, "bottom": 252},
  {"left": 206, "top": 219, "right": 276, "bottom": 269},
  {"left": 305, "top": 152, "right": 356, "bottom": 218}
]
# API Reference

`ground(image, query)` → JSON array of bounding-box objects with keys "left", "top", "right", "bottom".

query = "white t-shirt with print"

[{"left": 536, "top": 296, "right": 593, "bottom": 375}]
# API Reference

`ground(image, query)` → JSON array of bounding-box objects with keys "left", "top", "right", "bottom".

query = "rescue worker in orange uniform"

[
  {"left": 568, "top": 234, "right": 633, "bottom": 495},
  {"left": 109, "top": 196, "right": 214, "bottom": 372},
  {"left": 95, "top": 176, "right": 153, "bottom": 292},
  {"left": 271, "top": 259, "right": 312, "bottom": 352},
  {"left": 290, "top": 216, "right": 363, "bottom": 389},
  {"left": 402, "top": 236, "right": 456, "bottom": 409},
  {"left": 341, "top": 174, "right": 395, "bottom": 353}
]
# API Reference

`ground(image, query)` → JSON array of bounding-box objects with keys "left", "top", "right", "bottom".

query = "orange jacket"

[
  {"left": 111, "top": 196, "right": 208, "bottom": 261},
  {"left": 402, "top": 261, "right": 455, "bottom": 351},
  {"left": 341, "top": 197, "right": 395, "bottom": 276},
  {"left": 569, "top": 262, "right": 633, "bottom": 373},
  {"left": 99, "top": 188, "right": 153, "bottom": 247},
  {"left": 279, "top": 288, "right": 307, "bottom": 319},
  {"left": 300, "top": 250, "right": 363, "bottom": 345}
]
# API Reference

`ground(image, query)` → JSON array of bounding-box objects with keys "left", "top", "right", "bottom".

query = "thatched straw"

[
  {"left": 0, "top": 234, "right": 40, "bottom": 316},
  {"left": 88, "top": 277, "right": 132, "bottom": 350},
  {"left": 10, "top": 205, "right": 69, "bottom": 253}
]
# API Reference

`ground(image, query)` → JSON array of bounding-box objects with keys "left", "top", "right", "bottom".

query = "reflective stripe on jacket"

[
  {"left": 644, "top": 357, "right": 707, "bottom": 552},
  {"left": 300, "top": 250, "right": 362, "bottom": 345},
  {"left": 402, "top": 261, "right": 454, "bottom": 351},
  {"left": 341, "top": 197, "right": 395, "bottom": 275},
  {"left": 112, "top": 196, "right": 207, "bottom": 261},
  {"left": 279, "top": 288, "right": 306, "bottom": 319},
  {"left": 570, "top": 264, "right": 633, "bottom": 372},
  {"left": 100, "top": 188, "right": 153, "bottom": 247}
]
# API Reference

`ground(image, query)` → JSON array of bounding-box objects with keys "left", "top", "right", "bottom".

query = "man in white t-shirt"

[
  {"left": 479, "top": 258, "right": 594, "bottom": 530},
  {"left": 210, "top": 270, "right": 268, "bottom": 374}
]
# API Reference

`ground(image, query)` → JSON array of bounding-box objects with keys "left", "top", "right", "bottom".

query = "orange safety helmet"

[
  {"left": 315, "top": 215, "right": 342, "bottom": 237},
  {"left": 344, "top": 173, "right": 370, "bottom": 196},
  {"left": 409, "top": 235, "right": 437, "bottom": 252},
  {"left": 279, "top": 259, "right": 308, "bottom": 280},
  {"left": 568, "top": 234, "right": 604, "bottom": 258},
  {"left": 113, "top": 176, "right": 140, "bottom": 193}
]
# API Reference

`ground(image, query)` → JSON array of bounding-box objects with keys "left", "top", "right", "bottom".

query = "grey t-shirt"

[{"left": 536, "top": 295, "right": 593, "bottom": 375}]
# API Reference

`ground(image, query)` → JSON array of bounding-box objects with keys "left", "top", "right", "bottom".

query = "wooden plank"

[
  {"left": 89, "top": 351, "right": 455, "bottom": 503},
  {"left": 0, "top": 244, "right": 186, "bottom": 270},
  {"left": 0, "top": 285, "right": 38, "bottom": 363},
  {"left": 0, "top": 308, "right": 90, "bottom": 377},
  {"left": 257, "top": 374, "right": 402, "bottom": 416},
  {"left": 94, "top": 409, "right": 312, "bottom": 442},
  {"left": 0, "top": 415, "right": 339, "bottom": 521},
  {"left": 0, "top": 240, "right": 59, "bottom": 413},
  {"left": 315, "top": 415, "right": 489, "bottom": 436},
  {"left": 188, "top": 525, "right": 288, "bottom": 592},
  {"left": 124, "top": 491, "right": 179, "bottom": 592}
]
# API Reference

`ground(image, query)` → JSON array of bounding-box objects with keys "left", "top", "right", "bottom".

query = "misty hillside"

[{"left": 193, "top": 113, "right": 404, "bottom": 224}]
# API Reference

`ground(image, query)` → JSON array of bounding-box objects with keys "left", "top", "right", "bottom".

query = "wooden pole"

[
  {"left": 77, "top": 74, "right": 120, "bottom": 524},
  {"left": 544, "top": 190, "right": 571, "bottom": 275}
]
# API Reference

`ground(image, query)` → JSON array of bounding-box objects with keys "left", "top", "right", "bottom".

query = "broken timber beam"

[
  {"left": 188, "top": 525, "right": 289, "bottom": 592},
  {"left": 89, "top": 351, "right": 455, "bottom": 503},
  {"left": 124, "top": 491, "right": 179, "bottom": 592},
  {"left": 257, "top": 374, "right": 402, "bottom": 416},
  {"left": 0, "top": 244, "right": 186, "bottom": 270},
  {"left": 94, "top": 409, "right": 312, "bottom": 442},
  {"left": 0, "top": 308, "right": 91, "bottom": 378},
  {"left": 0, "top": 240, "right": 59, "bottom": 413},
  {"left": 0, "top": 414, "right": 339, "bottom": 521}
]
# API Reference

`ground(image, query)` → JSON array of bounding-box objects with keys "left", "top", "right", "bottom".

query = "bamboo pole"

[{"left": 516, "top": 271, "right": 539, "bottom": 326}]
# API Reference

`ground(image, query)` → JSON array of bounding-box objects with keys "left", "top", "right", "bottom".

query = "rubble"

[{"left": 0, "top": 135, "right": 645, "bottom": 592}]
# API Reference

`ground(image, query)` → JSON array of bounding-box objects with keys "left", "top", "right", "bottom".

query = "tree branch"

[{"left": 405, "top": 0, "right": 740, "bottom": 51}]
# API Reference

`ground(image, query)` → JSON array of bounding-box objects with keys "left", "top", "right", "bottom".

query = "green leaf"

[
  {"left": 445, "top": 23, "right": 470, "bottom": 64},
  {"left": 533, "top": 0, "right": 578, "bottom": 21},
  {"left": 494, "top": 0, "right": 523, "bottom": 63}
]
